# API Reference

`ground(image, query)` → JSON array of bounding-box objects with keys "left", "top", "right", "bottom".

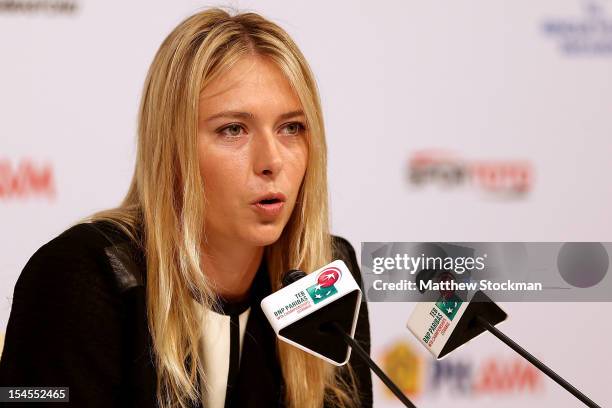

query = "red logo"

[
  {"left": 408, "top": 149, "right": 534, "bottom": 196},
  {"left": 317, "top": 267, "right": 342, "bottom": 288},
  {"left": 0, "top": 158, "right": 56, "bottom": 199}
]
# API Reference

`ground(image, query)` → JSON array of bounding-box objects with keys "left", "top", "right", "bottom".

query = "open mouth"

[
  {"left": 259, "top": 198, "right": 282, "bottom": 205},
  {"left": 252, "top": 194, "right": 286, "bottom": 216}
]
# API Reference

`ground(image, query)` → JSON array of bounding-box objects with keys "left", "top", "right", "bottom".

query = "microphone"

[
  {"left": 406, "top": 290, "right": 601, "bottom": 408},
  {"left": 282, "top": 269, "right": 307, "bottom": 287},
  {"left": 261, "top": 260, "right": 418, "bottom": 408},
  {"left": 260, "top": 260, "right": 362, "bottom": 365}
]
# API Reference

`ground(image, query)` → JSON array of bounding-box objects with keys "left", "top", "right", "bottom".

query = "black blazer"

[{"left": 0, "top": 221, "right": 373, "bottom": 408}]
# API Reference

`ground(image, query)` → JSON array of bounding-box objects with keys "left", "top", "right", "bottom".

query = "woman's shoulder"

[
  {"left": 330, "top": 234, "right": 362, "bottom": 284},
  {"left": 32, "top": 220, "right": 133, "bottom": 255},
  {"left": 331, "top": 235, "right": 356, "bottom": 256},
  {"left": 330, "top": 235, "right": 358, "bottom": 266},
  {"left": 17, "top": 220, "right": 145, "bottom": 299},
  {"left": 0, "top": 221, "right": 144, "bottom": 398}
]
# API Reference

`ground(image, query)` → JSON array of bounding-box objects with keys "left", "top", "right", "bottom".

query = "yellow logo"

[{"left": 379, "top": 341, "right": 423, "bottom": 398}]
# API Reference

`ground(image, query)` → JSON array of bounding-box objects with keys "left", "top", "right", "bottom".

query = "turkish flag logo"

[{"left": 317, "top": 267, "right": 341, "bottom": 288}]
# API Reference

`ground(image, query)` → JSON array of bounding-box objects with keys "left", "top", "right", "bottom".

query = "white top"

[{"left": 194, "top": 299, "right": 251, "bottom": 408}]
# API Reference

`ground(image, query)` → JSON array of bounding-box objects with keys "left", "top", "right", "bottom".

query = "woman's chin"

[{"left": 244, "top": 225, "right": 284, "bottom": 246}]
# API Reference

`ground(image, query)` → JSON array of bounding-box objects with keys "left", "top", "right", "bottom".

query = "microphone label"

[
  {"left": 261, "top": 260, "right": 361, "bottom": 332},
  {"left": 407, "top": 299, "right": 469, "bottom": 358}
]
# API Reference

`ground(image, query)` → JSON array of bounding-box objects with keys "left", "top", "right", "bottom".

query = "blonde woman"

[{"left": 0, "top": 7, "right": 372, "bottom": 408}]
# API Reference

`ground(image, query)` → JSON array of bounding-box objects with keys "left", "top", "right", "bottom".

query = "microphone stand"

[
  {"left": 326, "top": 322, "right": 417, "bottom": 408},
  {"left": 475, "top": 315, "right": 601, "bottom": 408}
]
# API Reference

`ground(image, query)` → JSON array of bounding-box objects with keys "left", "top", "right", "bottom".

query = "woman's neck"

[{"left": 200, "top": 237, "right": 264, "bottom": 302}]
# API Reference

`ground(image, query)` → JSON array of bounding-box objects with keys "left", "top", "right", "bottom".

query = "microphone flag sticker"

[
  {"left": 306, "top": 267, "right": 341, "bottom": 304},
  {"left": 435, "top": 294, "right": 463, "bottom": 321}
]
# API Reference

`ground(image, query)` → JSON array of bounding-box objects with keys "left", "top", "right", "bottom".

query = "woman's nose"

[{"left": 253, "top": 130, "right": 283, "bottom": 177}]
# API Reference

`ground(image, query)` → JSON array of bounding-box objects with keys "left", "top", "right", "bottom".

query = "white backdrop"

[{"left": 1, "top": 1, "right": 611, "bottom": 407}]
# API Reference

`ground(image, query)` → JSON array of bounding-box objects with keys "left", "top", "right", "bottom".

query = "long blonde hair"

[{"left": 78, "top": 7, "right": 359, "bottom": 408}]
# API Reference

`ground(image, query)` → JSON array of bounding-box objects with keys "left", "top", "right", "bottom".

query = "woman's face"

[{"left": 197, "top": 55, "right": 309, "bottom": 248}]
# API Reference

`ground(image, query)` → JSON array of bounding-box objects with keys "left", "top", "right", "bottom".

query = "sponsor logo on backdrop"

[
  {"left": 542, "top": 0, "right": 612, "bottom": 55},
  {"left": 377, "top": 340, "right": 543, "bottom": 400},
  {"left": 0, "top": 158, "right": 56, "bottom": 200},
  {"left": 407, "top": 149, "right": 534, "bottom": 198},
  {"left": 0, "top": 0, "right": 78, "bottom": 14}
]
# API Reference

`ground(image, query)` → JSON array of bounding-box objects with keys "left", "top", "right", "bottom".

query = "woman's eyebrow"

[
  {"left": 277, "top": 110, "right": 305, "bottom": 121},
  {"left": 205, "top": 109, "right": 305, "bottom": 122}
]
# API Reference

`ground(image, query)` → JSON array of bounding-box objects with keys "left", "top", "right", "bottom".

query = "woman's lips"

[
  {"left": 250, "top": 192, "right": 286, "bottom": 218},
  {"left": 251, "top": 200, "right": 284, "bottom": 217}
]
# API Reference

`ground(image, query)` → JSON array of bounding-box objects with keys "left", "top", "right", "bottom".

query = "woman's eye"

[
  {"left": 281, "top": 122, "right": 306, "bottom": 135},
  {"left": 216, "top": 122, "right": 305, "bottom": 139},
  {"left": 218, "top": 124, "right": 245, "bottom": 138}
]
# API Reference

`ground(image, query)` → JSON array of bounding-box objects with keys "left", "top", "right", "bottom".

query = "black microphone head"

[{"left": 282, "top": 269, "right": 307, "bottom": 287}]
